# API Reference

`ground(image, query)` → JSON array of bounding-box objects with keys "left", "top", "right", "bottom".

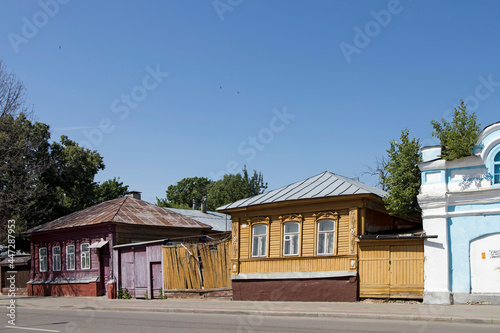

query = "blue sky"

[{"left": 1, "top": 0, "right": 499, "bottom": 203}]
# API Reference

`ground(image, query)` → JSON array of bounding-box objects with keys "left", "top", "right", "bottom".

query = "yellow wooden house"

[{"left": 217, "top": 171, "right": 422, "bottom": 302}]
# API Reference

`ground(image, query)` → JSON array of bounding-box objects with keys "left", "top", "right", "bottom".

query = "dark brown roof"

[{"left": 25, "top": 197, "right": 212, "bottom": 234}]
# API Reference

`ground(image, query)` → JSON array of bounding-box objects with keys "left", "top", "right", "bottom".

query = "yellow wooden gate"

[{"left": 358, "top": 239, "right": 424, "bottom": 299}]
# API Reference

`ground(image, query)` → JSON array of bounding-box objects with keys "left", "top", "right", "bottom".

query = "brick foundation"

[
  {"left": 28, "top": 282, "right": 100, "bottom": 297},
  {"left": 232, "top": 276, "right": 358, "bottom": 302}
]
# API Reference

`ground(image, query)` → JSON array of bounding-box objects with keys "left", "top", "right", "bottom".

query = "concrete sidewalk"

[{"left": 1, "top": 295, "right": 500, "bottom": 325}]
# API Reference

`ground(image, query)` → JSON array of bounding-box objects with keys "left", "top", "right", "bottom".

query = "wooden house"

[
  {"left": 24, "top": 192, "right": 212, "bottom": 297},
  {"left": 218, "top": 171, "right": 421, "bottom": 302}
]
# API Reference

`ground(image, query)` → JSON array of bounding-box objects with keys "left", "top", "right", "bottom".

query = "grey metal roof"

[
  {"left": 164, "top": 208, "right": 232, "bottom": 232},
  {"left": 217, "top": 171, "right": 387, "bottom": 211}
]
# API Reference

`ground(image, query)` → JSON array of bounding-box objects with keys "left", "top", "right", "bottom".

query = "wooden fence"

[{"left": 163, "top": 239, "right": 231, "bottom": 290}]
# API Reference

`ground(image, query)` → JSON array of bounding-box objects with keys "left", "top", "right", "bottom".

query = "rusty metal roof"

[{"left": 25, "top": 197, "right": 212, "bottom": 234}]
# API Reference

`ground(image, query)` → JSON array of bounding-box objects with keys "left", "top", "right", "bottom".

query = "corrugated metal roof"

[
  {"left": 164, "top": 208, "right": 232, "bottom": 232},
  {"left": 217, "top": 171, "right": 387, "bottom": 211},
  {"left": 25, "top": 197, "right": 212, "bottom": 234}
]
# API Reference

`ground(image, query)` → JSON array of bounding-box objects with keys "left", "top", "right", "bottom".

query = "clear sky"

[{"left": 1, "top": 0, "right": 499, "bottom": 203}]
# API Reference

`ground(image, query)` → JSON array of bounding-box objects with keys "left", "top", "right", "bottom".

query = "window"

[
  {"left": 283, "top": 222, "right": 300, "bottom": 256},
  {"left": 81, "top": 243, "right": 90, "bottom": 269},
  {"left": 495, "top": 151, "right": 500, "bottom": 184},
  {"left": 39, "top": 247, "right": 47, "bottom": 272},
  {"left": 52, "top": 246, "right": 61, "bottom": 271},
  {"left": 317, "top": 220, "right": 335, "bottom": 255},
  {"left": 66, "top": 245, "right": 75, "bottom": 270},
  {"left": 251, "top": 224, "right": 267, "bottom": 257}
]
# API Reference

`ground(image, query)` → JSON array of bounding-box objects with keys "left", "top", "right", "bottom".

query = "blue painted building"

[{"left": 418, "top": 121, "right": 500, "bottom": 304}]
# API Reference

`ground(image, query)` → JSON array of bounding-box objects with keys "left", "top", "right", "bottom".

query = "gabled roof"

[
  {"left": 164, "top": 208, "right": 232, "bottom": 232},
  {"left": 25, "top": 196, "right": 212, "bottom": 234},
  {"left": 217, "top": 171, "right": 387, "bottom": 211}
]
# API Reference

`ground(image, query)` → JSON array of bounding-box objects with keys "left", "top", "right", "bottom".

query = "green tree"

[
  {"left": 165, "top": 177, "right": 212, "bottom": 209},
  {"left": 95, "top": 177, "right": 129, "bottom": 203},
  {"left": 0, "top": 113, "right": 52, "bottom": 238},
  {"left": 48, "top": 135, "right": 105, "bottom": 215},
  {"left": 431, "top": 100, "right": 482, "bottom": 160},
  {"left": 207, "top": 167, "right": 267, "bottom": 210},
  {"left": 382, "top": 129, "right": 422, "bottom": 218}
]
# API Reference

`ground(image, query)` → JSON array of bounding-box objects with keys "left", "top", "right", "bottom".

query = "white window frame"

[
  {"left": 39, "top": 247, "right": 48, "bottom": 272},
  {"left": 494, "top": 151, "right": 500, "bottom": 184},
  {"left": 81, "top": 243, "right": 90, "bottom": 270},
  {"left": 52, "top": 246, "right": 61, "bottom": 271},
  {"left": 66, "top": 244, "right": 75, "bottom": 271},
  {"left": 317, "top": 219, "right": 335, "bottom": 255},
  {"left": 251, "top": 224, "right": 267, "bottom": 257},
  {"left": 283, "top": 222, "right": 300, "bottom": 256}
]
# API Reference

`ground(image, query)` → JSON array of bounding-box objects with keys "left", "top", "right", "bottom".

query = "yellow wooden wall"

[{"left": 231, "top": 208, "right": 360, "bottom": 274}]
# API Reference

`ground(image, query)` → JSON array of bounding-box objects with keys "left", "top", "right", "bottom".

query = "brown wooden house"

[
  {"left": 24, "top": 192, "right": 212, "bottom": 297},
  {"left": 218, "top": 171, "right": 420, "bottom": 302}
]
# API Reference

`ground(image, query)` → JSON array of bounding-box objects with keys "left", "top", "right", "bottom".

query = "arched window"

[
  {"left": 317, "top": 219, "right": 335, "bottom": 255},
  {"left": 251, "top": 224, "right": 267, "bottom": 257},
  {"left": 283, "top": 222, "right": 300, "bottom": 256},
  {"left": 494, "top": 151, "right": 500, "bottom": 184}
]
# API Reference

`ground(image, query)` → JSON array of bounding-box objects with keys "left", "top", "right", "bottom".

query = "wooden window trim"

[
  {"left": 66, "top": 244, "right": 75, "bottom": 271},
  {"left": 52, "top": 246, "right": 61, "bottom": 271},
  {"left": 313, "top": 211, "right": 339, "bottom": 256},
  {"left": 279, "top": 214, "right": 303, "bottom": 257},
  {"left": 81, "top": 243, "right": 90, "bottom": 270},
  {"left": 248, "top": 217, "right": 270, "bottom": 258},
  {"left": 39, "top": 247, "right": 47, "bottom": 272}
]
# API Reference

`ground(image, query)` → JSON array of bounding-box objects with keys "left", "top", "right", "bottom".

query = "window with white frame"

[
  {"left": 52, "top": 246, "right": 61, "bottom": 271},
  {"left": 81, "top": 243, "right": 90, "bottom": 269},
  {"left": 283, "top": 222, "right": 300, "bottom": 256},
  {"left": 317, "top": 219, "right": 335, "bottom": 255},
  {"left": 66, "top": 245, "right": 75, "bottom": 270},
  {"left": 494, "top": 151, "right": 500, "bottom": 184},
  {"left": 251, "top": 224, "right": 267, "bottom": 257},
  {"left": 39, "top": 247, "right": 48, "bottom": 272}
]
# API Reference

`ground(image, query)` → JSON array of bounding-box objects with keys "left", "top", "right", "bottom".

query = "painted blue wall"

[{"left": 448, "top": 214, "right": 500, "bottom": 292}]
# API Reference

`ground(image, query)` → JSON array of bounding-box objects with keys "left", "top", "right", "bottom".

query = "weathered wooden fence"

[{"left": 162, "top": 239, "right": 231, "bottom": 290}]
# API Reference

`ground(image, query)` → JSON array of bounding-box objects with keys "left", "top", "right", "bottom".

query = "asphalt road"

[{"left": 2, "top": 308, "right": 500, "bottom": 333}]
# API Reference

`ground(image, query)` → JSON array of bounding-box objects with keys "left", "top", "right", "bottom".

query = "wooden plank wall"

[
  {"left": 237, "top": 210, "right": 353, "bottom": 262},
  {"left": 163, "top": 240, "right": 231, "bottom": 290},
  {"left": 358, "top": 240, "right": 424, "bottom": 299}
]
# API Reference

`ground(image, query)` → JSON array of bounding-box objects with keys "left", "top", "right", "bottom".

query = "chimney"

[
  {"left": 201, "top": 196, "right": 207, "bottom": 213},
  {"left": 127, "top": 191, "right": 142, "bottom": 200},
  {"left": 192, "top": 199, "right": 196, "bottom": 210}
]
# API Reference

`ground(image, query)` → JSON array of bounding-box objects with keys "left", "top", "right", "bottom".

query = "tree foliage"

[
  {"left": 382, "top": 129, "right": 422, "bottom": 218},
  {"left": 94, "top": 177, "right": 129, "bottom": 204},
  {"left": 0, "top": 61, "right": 127, "bottom": 245},
  {"left": 207, "top": 167, "right": 267, "bottom": 210},
  {"left": 431, "top": 100, "right": 482, "bottom": 160},
  {"left": 165, "top": 176, "right": 211, "bottom": 209},
  {"left": 159, "top": 166, "right": 267, "bottom": 211}
]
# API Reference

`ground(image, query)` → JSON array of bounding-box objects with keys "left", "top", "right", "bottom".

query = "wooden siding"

[
  {"left": 239, "top": 255, "right": 355, "bottom": 273},
  {"left": 358, "top": 240, "right": 424, "bottom": 299},
  {"left": 234, "top": 209, "right": 355, "bottom": 263},
  {"left": 163, "top": 240, "right": 231, "bottom": 290}
]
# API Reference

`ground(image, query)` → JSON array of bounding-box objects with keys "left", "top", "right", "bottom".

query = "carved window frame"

[
  {"left": 248, "top": 217, "right": 270, "bottom": 258},
  {"left": 313, "top": 211, "right": 339, "bottom": 256},
  {"left": 279, "top": 214, "right": 303, "bottom": 257}
]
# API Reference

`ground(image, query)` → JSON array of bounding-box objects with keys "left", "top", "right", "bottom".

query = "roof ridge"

[{"left": 109, "top": 196, "right": 128, "bottom": 222}]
